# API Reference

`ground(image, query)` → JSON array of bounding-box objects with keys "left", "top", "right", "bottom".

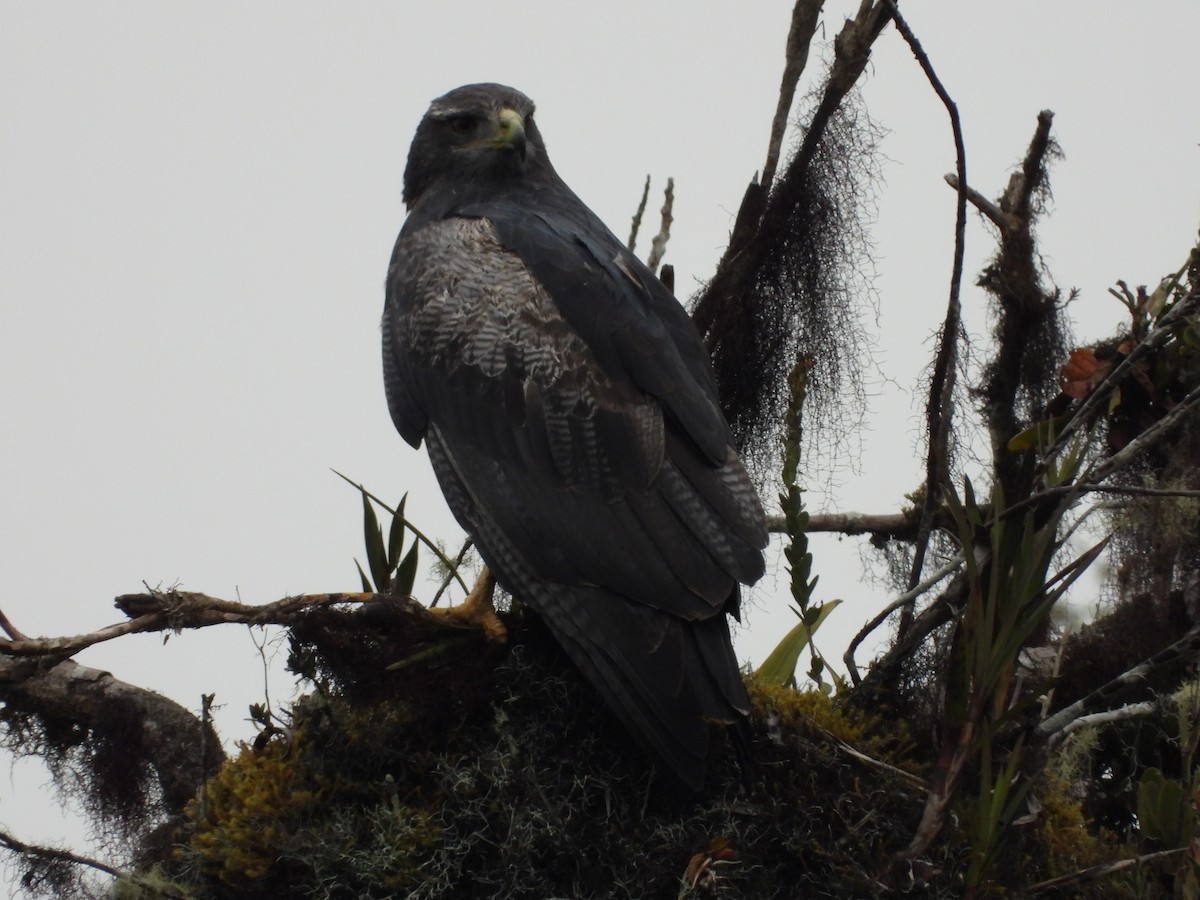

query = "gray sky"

[{"left": 1, "top": 1, "right": 1198, "bottom": 890}]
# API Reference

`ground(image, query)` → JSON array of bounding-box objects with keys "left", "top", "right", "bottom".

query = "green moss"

[
  {"left": 748, "top": 678, "right": 919, "bottom": 771},
  {"left": 1033, "top": 776, "right": 1128, "bottom": 880},
  {"left": 188, "top": 735, "right": 326, "bottom": 885}
]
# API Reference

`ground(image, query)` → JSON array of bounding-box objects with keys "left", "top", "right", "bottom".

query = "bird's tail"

[{"left": 531, "top": 586, "right": 751, "bottom": 791}]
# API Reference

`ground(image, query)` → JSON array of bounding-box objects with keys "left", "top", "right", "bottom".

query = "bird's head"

[{"left": 403, "top": 83, "right": 552, "bottom": 208}]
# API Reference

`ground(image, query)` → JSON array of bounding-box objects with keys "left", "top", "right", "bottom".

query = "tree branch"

[
  {"left": 627, "top": 174, "right": 651, "bottom": 252},
  {"left": 0, "top": 655, "right": 225, "bottom": 812},
  {"left": 0, "top": 825, "right": 190, "bottom": 899},
  {"left": 1025, "top": 848, "right": 1186, "bottom": 895},
  {"left": 761, "top": 0, "right": 825, "bottom": 192},
  {"left": 943, "top": 173, "right": 1018, "bottom": 232},
  {"left": 1035, "top": 623, "right": 1200, "bottom": 745},
  {"left": 1044, "top": 279, "right": 1200, "bottom": 467},
  {"left": 766, "top": 509, "right": 918, "bottom": 538},
  {"left": 884, "top": 2, "right": 968, "bottom": 621},
  {"left": 844, "top": 554, "right": 964, "bottom": 685},
  {"left": 0, "top": 590, "right": 411, "bottom": 659},
  {"left": 691, "top": 0, "right": 891, "bottom": 458},
  {"left": 646, "top": 177, "right": 675, "bottom": 274},
  {"left": 1056, "top": 700, "right": 1158, "bottom": 741}
]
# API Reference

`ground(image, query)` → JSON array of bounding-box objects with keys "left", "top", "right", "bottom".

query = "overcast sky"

[{"left": 1, "top": 1, "right": 1198, "bottom": 888}]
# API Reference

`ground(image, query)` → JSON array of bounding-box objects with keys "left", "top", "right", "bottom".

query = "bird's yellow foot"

[{"left": 426, "top": 567, "right": 507, "bottom": 643}]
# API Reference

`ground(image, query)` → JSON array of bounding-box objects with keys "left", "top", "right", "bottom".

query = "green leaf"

[
  {"left": 394, "top": 541, "right": 419, "bottom": 597},
  {"left": 387, "top": 493, "right": 409, "bottom": 569},
  {"left": 332, "top": 469, "right": 471, "bottom": 594},
  {"left": 362, "top": 489, "right": 391, "bottom": 592},
  {"left": 385, "top": 636, "right": 472, "bottom": 671},
  {"left": 1138, "top": 768, "right": 1167, "bottom": 841},
  {"left": 1006, "top": 416, "right": 1065, "bottom": 452},
  {"left": 354, "top": 559, "right": 373, "bottom": 594},
  {"left": 754, "top": 600, "right": 841, "bottom": 687}
]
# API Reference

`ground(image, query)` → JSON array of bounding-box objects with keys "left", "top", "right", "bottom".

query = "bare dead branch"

[
  {"left": 884, "top": 2, "right": 969, "bottom": 640},
  {"left": 1057, "top": 700, "right": 1158, "bottom": 741},
  {"left": 646, "top": 177, "right": 675, "bottom": 274},
  {"left": 761, "top": 0, "right": 825, "bottom": 192},
  {"left": 1036, "top": 622, "right": 1200, "bottom": 745},
  {"left": 627, "top": 174, "right": 650, "bottom": 252},
  {"left": 766, "top": 509, "right": 917, "bottom": 538},
  {"left": 943, "top": 173, "right": 1018, "bottom": 232},
  {"left": 857, "top": 580, "right": 965, "bottom": 696},
  {"left": 0, "top": 591, "right": 406, "bottom": 659},
  {"left": 844, "top": 554, "right": 964, "bottom": 685},
  {"left": 1025, "top": 848, "right": 1186, "bottom": 894}
]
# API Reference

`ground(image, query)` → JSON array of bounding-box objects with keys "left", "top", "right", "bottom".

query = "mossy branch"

[{"left": 0, "top": 826, "right": 191, "bottom": 899}]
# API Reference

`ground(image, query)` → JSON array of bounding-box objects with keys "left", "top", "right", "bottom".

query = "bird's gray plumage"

[{"left": 383, "top": 83, "right": 767, "bottom": 788}]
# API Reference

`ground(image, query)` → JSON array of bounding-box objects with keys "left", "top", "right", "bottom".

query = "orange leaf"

[{"left": 1059, "top": 347, "right": 1111, "bottom": 399}]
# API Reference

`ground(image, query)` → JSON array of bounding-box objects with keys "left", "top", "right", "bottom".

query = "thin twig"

[
  {"left": 885, "top": 1, "right": 969, "bottom": 631},
  {"left": 761, "top": 0, "right": 825, "bottom": 192},
  {"left": 1003, "top": 477, "right": 1200, "bottom": 521},
  {"left": 431, "top": 537, "right": 474, "bottom": 608},
  {"left": 806, "top": 716, "right": 929, "bottom": 792},
  {"left": 646, "top": 177, "right": 675, "bottom": 274},
  {"left": 628, "top": 174, "right": 651, "bottom": 251},
  {"left": 844, "top": 554, "right": 964, "bottom": 685},
  {"left": 1025, "top": 847, "right": 1185, "bottom": 894}
]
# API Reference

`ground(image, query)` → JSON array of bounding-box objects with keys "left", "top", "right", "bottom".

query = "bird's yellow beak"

[{"left": 484, "top": 107, "right": 527, "bottom": 160}]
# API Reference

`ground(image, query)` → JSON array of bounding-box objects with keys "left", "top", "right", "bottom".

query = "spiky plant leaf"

[
  {"left": 394, "top": 542, "right": 419, "bottom": 597},
  {"left": 387, "top": 493, "right": 409, "bottom": 570},
  {"left": 362, "top": 490, "right": 391, "bottom": 593}
]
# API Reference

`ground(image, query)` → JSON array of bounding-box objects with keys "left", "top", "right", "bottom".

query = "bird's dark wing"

[
  {"left": 458, "top": 194, "right": 733, "bottom": 467},
  {"left": 383, "top": 213, "right": 766, "bottom": 787}
]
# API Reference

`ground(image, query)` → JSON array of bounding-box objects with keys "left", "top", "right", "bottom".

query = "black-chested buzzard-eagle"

[{"left": 382, "top": 83, "right": 767, "bottom": 789}]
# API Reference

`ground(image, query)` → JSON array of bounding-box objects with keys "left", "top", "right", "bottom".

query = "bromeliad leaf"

[
  {"left": 355, "top": 559, "right": 373, "bottom": 594},
  {"left": 755, "top": 600, "right": 842, "bottom": 687},
  {"left": 388, "top": 493, "right": 409, "bottom": 572},
  {"left": 362, "top": 489, "right": 391, "bottom": 593},
  {"left": 394, "top": 542, "right": 420, "bottom": 597}
]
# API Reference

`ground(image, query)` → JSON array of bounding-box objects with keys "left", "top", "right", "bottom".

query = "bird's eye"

[{"left": 447, "top": 115, "right": 476, "bottom": 135}]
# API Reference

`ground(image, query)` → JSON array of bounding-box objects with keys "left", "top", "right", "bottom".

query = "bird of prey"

[{"left": 382, "top": 83, "right": 767, "bottom": 789}]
